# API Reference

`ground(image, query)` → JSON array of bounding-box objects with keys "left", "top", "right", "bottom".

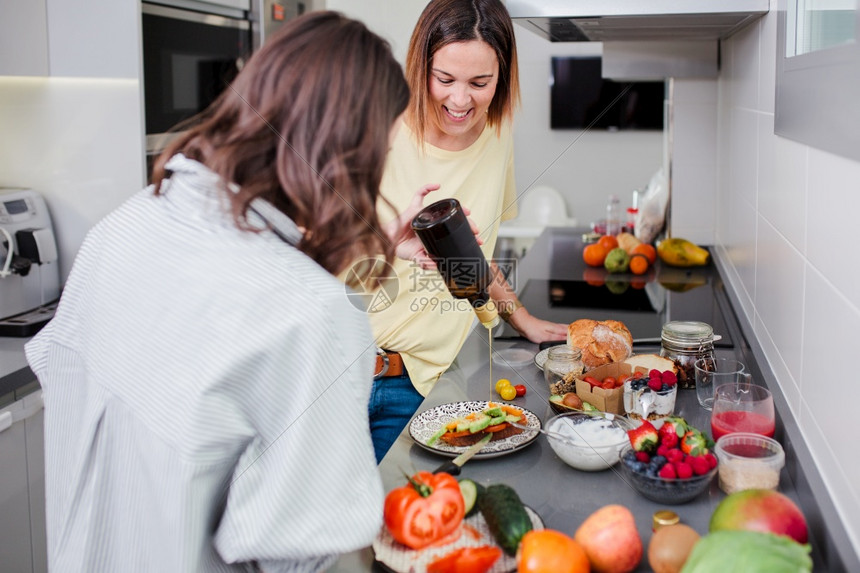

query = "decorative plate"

[
  {"left": 373, "top": 506, "right": 544, "bottom": 573},
  {"left": 408, "top": 401, "right": 541, "bottom": 458},
  {"left": 533, "top": 348, "right": 549, "bottom": 371}
]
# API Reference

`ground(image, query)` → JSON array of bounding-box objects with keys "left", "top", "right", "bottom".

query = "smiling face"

[{"left": 426, "top": 40, "right": 499, "bottom": 150}]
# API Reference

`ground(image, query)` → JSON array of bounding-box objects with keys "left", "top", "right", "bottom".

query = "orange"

[
  {"left": 582, "top": 243, "right": 607, "bottom": 267},
  {"left": 517, "top": 529, "right": 590, "bottom": 573},
  {"left": 597, "top": 235, "right": 619, "bottom": 252},
  {"left": 582, "top": 267, "right": 605, "bottom": 287},
  {"left": 631, "top": 243, "right": 657, "bottom": 265},
  {"left": 629, "top": 253, "right": 650, "bottom": 275}
]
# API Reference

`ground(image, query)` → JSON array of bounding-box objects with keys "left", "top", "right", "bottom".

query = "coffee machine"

[{"left": 0, "top": 188, "right": 60, "bottom": 336}]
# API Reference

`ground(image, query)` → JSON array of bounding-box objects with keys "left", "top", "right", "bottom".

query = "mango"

[{"left": 656, "top": 238, "right": 709, "bottom": 267}]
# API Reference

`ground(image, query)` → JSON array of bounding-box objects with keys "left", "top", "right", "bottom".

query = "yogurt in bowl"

[{"left": 546, "top": 411, "right": 635, "bottom": 471}]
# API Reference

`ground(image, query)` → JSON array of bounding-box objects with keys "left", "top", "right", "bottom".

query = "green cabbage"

[{"left": 681, "top": 530, "right": 812, "bottom": 573}]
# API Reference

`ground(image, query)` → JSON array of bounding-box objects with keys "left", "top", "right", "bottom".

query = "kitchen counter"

[
  {"left": 0, "top": 336, "right": 38, "bottom": 406},
  {"left": 333, "top": 227, "right": 853, "bottom": 572}
]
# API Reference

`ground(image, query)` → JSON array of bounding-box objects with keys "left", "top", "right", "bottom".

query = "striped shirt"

[{"left": 25, "top": 155, "right": 383, "bottom": 572}]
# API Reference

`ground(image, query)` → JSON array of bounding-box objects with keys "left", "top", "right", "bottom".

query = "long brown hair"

[
  {"left": 151, "top": 12, "right": 409, "bottom": 285},
  {"left": 404, "top": 0, "right": 520, "bottom": 145}
]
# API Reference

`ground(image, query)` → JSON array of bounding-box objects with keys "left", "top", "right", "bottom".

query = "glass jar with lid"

[
  {"left": 544, "top": 345, "right": 584, "bottom": 394},
  {"left": 660, "top": 321, "right": 716, "bottom": 389}
]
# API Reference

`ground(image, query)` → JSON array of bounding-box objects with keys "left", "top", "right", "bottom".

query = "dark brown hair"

[
  {"left": 151, "top": 12, "right": 409, "bottom": 285},
  {"left": 405, "top": 0, "right": 520, "bottom": 144}
]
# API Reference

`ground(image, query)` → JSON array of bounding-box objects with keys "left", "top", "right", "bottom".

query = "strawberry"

[
  {"left": 656, "top": 444, "right": 671, "bottom": 457},
  {"left": 681, "top": 429, "right": 708, "bottom": 456},
  {"left": 627, "top": 420, "right": 659, "bottom": 453},
  {"left": 689, "top": 455, "right": 711, "bottom": 476},
  {"left": 662, "top": 416, "right": 688, "bottom": 439},
  {"left": 658, "top": 464, "right": 677, "bottom": 479},
  {"left": 635, "top": 451, "right": 651, "bottom": 463},
  {"left": 666, "top": 448, "right": 685, "bottom": 464},
  {"left": 658, "top": 424, "right": 679, "bottom": 448},
  {"left": 704, "top": 452, "right": 718, "bottom": 469},
  {"left": 674, "top": 461, "right": 693, "bottom": 479}
]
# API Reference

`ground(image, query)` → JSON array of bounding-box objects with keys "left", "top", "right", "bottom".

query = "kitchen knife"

[{"left": 433, "top": 433, "right": 492, "bottom": 476}]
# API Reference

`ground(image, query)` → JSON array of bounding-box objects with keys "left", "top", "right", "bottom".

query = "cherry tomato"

[
  {"left": 383, "top": 472, "right": 465, "bottom": 550},
  {"left": 499, "top": 385, "right": 517, "bottom": 400},
  {"left": 583, "top": 376, "right": 601, "bottom": 387},
  {"left": 602, "top": 376, "right": 617, "bottom": 387},
  {"left": 514, "top": 384, "right": 527, "bottom": 397},
  {"left": 427, "top": 545, "right": 502, "bottom": 573},
  {"left": 495, "top": 378, "right": 512, "bottom": 394}
]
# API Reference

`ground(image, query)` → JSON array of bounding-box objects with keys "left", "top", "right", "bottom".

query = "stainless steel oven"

[{"left": 142, "top": 0, "right": 304, "bottom": 157}]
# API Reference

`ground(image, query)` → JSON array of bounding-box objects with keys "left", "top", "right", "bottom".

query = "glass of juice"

[{"left": 710, "top": 377, "right": 775, "bottom": 440}]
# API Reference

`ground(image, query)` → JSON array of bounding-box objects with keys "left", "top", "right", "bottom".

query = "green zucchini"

[
  {"left": 458, "top": 479, "right": 485, "bottom": 518},
  {"left": 477, "top": 483, "right": 533, "bottom": 556}
]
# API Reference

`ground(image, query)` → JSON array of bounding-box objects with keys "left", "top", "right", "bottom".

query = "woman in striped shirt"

[{"left": 26, "top": 12, "right": 418, "bottom": 573}]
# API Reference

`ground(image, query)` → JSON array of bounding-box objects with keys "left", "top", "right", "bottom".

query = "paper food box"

[{"left": 575, "top": 354, "right": 675, "bottom": 415}]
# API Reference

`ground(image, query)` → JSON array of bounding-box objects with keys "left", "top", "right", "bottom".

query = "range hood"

[{"left": 507, "top": 0, "right": 769, "bottom": 42}]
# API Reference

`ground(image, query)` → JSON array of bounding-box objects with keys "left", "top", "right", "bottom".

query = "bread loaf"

[{"left": 567, "top": 319, "right": 633, "bottom": 369}]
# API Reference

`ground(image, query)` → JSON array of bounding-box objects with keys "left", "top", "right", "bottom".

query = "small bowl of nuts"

[{"left": 714, "top": 433, "right": 785, "bottom": 494}]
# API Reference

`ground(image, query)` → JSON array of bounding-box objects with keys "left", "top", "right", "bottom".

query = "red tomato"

[
  {"left": 383, "top": 471, "right": 465, "bottom": 550},
  {"left": 485, "top": 423, "right": 509, "bottom": 433},
  {"left": 427, "top": 545, "right": 502, "bottom": 573},
  {"left": 583, "top": 376, "right": 601, "bottom": 387},
  {"left": 602, "top": 376, "right": 617, "bottom": 387},
  {"left": 514, "top": 384, "right": 527, "bottom": 397}
]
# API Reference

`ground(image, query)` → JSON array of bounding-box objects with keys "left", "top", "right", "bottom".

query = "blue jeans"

[{"left": 368, "top": 373, "right": 424, "bottom": 464}]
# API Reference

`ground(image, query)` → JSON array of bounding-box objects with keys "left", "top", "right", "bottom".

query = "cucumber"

[
  {"left": 458, "top": 479, "right": 485, "bottom": 518},
  {"left": 477, "top": 483, "right": 533, "bottom": 556}
]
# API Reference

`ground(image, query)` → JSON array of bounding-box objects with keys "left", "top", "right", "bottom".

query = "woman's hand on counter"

[{"left": 506, "top": 308, "right": 568, "bottom": 343}]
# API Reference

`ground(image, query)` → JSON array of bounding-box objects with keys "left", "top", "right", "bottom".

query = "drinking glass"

[
  {"left": 710, "top": 377, "right": 775, "bottom": 441},
  {"left": 695, "top": 357, "right": 745, "bottom": 411}
]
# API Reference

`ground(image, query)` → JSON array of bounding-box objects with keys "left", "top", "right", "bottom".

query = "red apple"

[
  {"left": 709, "top": 489, "right": 808, "bottom": 544},
  {"left": 574, "top": 504, "right": 643, "bottom": 573}
]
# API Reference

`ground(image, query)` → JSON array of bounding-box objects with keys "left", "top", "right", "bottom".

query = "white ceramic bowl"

[{"left": 546, "top": 411, "right": 635, "bottom": 471}]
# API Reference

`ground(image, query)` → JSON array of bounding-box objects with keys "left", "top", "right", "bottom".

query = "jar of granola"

[
  {"left": 660, "top": 321, "right": 715, "bottom": 390},
  {"left": 545, "top": 345, "right": 584, "bottom": 395}
]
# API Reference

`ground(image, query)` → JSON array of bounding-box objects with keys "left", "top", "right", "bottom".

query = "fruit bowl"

[
  {"left": 619, "top": 445, "right": 717, "bottom": 504},
  {"left": 546, "top": 412, "right": 636, "bottom": 472}
]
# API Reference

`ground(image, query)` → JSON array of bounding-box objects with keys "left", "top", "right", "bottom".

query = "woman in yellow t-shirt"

[{"left": 367, "top": 0, "right": 568, "bottom": 462}]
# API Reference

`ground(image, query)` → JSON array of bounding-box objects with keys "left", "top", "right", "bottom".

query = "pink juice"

[{"left": 711, "top": 411, "right": 775, "bottom": 441}]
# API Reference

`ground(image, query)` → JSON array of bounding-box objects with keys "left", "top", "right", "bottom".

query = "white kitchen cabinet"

[
  {"left": 0, "top": 0, "right": 49, "bottom": 76},
  {"left": 0, "top": 0, "right": 140, "bottom": 79},
  {"left": 46, "top": 0, "right": 140, "bottom": 79},
  {"left": 0, "top": 391, "right": 47, "bottom": 573}
]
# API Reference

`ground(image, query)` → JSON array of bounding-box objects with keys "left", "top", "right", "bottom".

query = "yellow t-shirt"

[{"left": 369, "top": 121, "right": 518, "bottom": 397}]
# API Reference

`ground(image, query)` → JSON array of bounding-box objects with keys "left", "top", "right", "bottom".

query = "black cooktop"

[{"left": 498, "top": 276, "right": 734, "bottom": 348}]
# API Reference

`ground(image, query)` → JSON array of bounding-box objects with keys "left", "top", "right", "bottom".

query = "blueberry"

[
  {"left": 661, "top": 383, "right": 670, "bottom": 392},
  {"left": 650, "top": 455, "right": 667, "bottom": 468},
  {"left": 631, "top": 461, "right": 648, "bottom": 474},
  {"left": 645, "top": 467, "right": 659, "bottom": 478}
]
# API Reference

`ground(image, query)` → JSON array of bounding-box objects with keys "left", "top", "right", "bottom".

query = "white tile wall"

[{"left": 716, "top": 5, "right": 860, "bottom": 555}]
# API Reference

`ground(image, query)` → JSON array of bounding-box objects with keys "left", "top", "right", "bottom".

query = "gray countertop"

[{"left": 333, "top": 227, "right": 848, "bottom": 572}]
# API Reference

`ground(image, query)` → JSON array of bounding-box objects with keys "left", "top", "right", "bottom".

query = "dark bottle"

[{"left": 411, "top": 198, "right": 499, "bottom": 329}]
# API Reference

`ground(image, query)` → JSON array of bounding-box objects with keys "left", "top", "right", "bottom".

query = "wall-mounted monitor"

[{"left": 550, "top": 56, "right": 665, "bottom": 131}]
